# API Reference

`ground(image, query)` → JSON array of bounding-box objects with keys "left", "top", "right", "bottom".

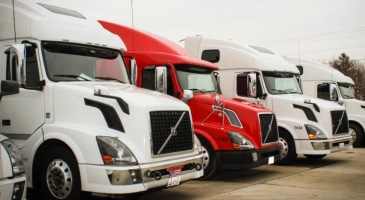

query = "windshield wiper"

[
  {"left": 94, "top": 76, "right": 125, "bottom": 84},
  {"left": 54, "top": 74, "right": 92, "bottom": 81},
  {"left": 189, "top": 88, "right": 206, "bottom": 93}
]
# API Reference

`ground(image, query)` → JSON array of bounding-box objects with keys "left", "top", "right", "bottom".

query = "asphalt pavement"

[{"left": 28, "top": 147, "right": 365, "bottom": 200}]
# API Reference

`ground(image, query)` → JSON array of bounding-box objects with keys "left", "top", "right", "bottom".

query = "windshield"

[
  {"left": 338, "top": 82, "right": 355, "bottom": 99},
  {"left": 42, "top": 42, "right": 130, "bottom": 83},
  {"left": 262, "top": 71, "right": 302, "bottom": 94},
  {"left": 175, "top": 64, "right": 219, "bottom": 93}
]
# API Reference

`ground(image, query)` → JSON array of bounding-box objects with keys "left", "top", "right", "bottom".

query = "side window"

[
  {"left": 236, "top": 73, "right": 248, "bottom": 97},
  {"left": 141, "top": 67, "right": 155, "bottom": 91},
  {"left": 25, "top": 46, "right": 40, "bottom": 88},
  {"left": 141, "top": 66, "right": 174, "bottom": 96},
  {"left": 201, "top": 49, "right": 220, "bottom": 63},
  {"left": 5, "top": 50, "right": 17, "bottom": 81},
  {"left": 317, "top": 83, "right": 330, "bottom": 100}
]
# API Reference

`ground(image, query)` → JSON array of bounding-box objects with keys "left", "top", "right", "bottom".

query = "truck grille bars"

[
  {"left": 259, "top": 114, "right": 279, "bottom": 144},
  {"left": 150, "top": 111, "right": 194, "bottom": 156},
  {"left": 331, "top": 110, "right": 349, "bottom": 135}
]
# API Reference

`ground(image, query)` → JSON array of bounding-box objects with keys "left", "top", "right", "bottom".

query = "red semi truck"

[{"left": 100, "top": 21, "right": 282, "bottom": 179}]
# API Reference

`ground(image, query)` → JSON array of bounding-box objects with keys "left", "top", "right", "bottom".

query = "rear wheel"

[
  {"left": 276, "top": 130, "right": 297, "bottom": 165},
  {"left": 199, "top": 137, "right": 217, "bottom": 180},
  {"left": 39, "top": 146, "right": 87, "bottom": 200},
  {"left": 350, "top": 123, "right": 365, "bottom": 147}
]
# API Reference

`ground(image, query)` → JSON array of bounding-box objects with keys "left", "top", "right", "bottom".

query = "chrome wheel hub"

[{"left": 46, "top": 159, "right": 73, "bottom": 199}]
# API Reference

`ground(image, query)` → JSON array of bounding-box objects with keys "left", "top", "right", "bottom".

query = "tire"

[
  {"left": 350, "top": 123, "right": 365, "bottom": 148},
  {"left": 275, "top": 130, "right": 297, "bottom": 165},
  {"left": 39, "top": 146, "right": 86, "bottom": 200},
  {"left": 304, "top": 154, "right": 327, "bottom": 159},
  {"left": 198, "top": 137, "right": 217, "bottom": 180}
]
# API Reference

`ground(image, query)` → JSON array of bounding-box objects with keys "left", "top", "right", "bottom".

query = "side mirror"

[
  {"left": 130, "top": 59, "right": 138, "bottom": 86},
  {"left": 0, "top": 80, "right": 20, "bottom": 100},
  {"left": 329, "top": 83, "right": 338, "bottom": 101},
  {"left": 155, "top": 66, "right": 167, "bottom": 94},
  {"left": 10, "top": 44, "right": 26, "bottom": 86},
  {"left": 247, "top": 73, "right": 257, "bottom": 97},
  {"left": 296, "top": 75, "right": 302, "bottom": 91},
  {"left": 182, "top": 89, "right": 193, "bottom": 103}
]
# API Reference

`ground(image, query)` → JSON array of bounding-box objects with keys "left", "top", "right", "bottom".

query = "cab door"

[{"left": 0, "top": 43, "right": 45, "bottom": 140}]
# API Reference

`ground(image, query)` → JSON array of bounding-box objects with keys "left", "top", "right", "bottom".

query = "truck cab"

[
  {"left": 284, "top": 57, "right": 365, "bottom": 147},
  {"left": 184, "top": 35, "right": 353, "bottom": 164},
  {"left": 100, "top": 21, "right": 281, "bottom": 179},
  {"left": 0, "top": 1, "right": 203, "bottom": 199},
  {"left": 0, "top": 80, "right": 26, "bottom": 200}
]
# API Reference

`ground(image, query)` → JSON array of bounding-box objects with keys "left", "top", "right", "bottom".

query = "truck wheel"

[
  {"left": 275, "top": 130, "right": 297, "bottom": 165},
  {"left": 304, "top": 154, "right": 326, "bottom": 159},
  {"left": 350, "top": 123, "right": 365, "bottom": 147},
  {"left": 199, "top": 137, "right": 217, "bottom": 180},
  {"left": 39, "top": 146, "right": 85, "bottom": 200}
]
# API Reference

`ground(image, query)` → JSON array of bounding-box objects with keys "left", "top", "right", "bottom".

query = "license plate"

[
  {"left": 166, "top": 166, "right": 183, "bottom": 187},
  {"left": 268, "top": 156, "right": 274, "bottom": 164},
  {"left": 339, "top": 142, "right": 344, "bottom": 149}
]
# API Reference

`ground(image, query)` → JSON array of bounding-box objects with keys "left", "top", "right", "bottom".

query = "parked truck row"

[
  {"left": 99, "top": 21, "right": 282, "bottom": 179},
  {"left": 183, "top": 36, "right": 353, "bottom": 164},
  {"left": 0, "top": 0, "right": 357, "bottom": 200},
  {"left": 0, "top": 0, "right": 203, "bottom": 199}
]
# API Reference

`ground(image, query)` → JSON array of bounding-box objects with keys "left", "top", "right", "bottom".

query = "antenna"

[
  {"left": 130, "top": 0, "right": 135, "bottom": 52},
  {"left": 297, "top": 40, "right": 301, "bottom": 65},
  {"left": 12, "top": 0, "right": 17, "bottom": 42}
]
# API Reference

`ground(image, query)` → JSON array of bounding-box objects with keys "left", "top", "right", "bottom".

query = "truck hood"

[
  {"left": 50, "top": 81, "right": 194, "bottom": 163},
  {"left": 188, "top": 92, "right": 274, "bottom": 129},
  {"left": 345, "top": 98, "right": 365, "bottom": 118},
  {"left": 272, "top": 94, "right": 346, "bottom": 112}
]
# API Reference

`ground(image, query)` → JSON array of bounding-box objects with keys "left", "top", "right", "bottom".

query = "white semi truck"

[
  {"left": 184, "top": 36, "right": 353, "bottom": 164},
  {"left": 284, "top": 57, "right": 365, "bottom": 147},
  {"left": 1, "top": 81, "right": 26, "bottom": 200},
  {"left": 0, "top": 1, "right": 203, "bottom": 199}
]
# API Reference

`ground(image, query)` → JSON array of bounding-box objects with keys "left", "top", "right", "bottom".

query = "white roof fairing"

[{"left": 0, "top": 0, "right": 126, "bottom": 51}]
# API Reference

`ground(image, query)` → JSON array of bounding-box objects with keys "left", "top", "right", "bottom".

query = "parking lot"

[{"left": 28, "top": 147, "right": 365, "bottom": 200}]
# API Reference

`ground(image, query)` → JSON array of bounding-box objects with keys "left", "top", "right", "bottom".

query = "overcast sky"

[{"left": 40, "top": 0, "right": 365, "bottom": 63}]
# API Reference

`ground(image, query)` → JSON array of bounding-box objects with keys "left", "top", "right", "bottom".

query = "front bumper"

[
  {"left": 215, "top": 145, "right": 281, "bottom": 170},
  {"left": 80, "top": 154, "right": 203, "bottom": 196},
  {"left": 296, "top": 134, "right": 353, "bottom": 155}
]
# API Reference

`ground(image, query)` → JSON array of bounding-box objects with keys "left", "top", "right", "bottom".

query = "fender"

[{"left": 194, "top": 128, "right": 219, "bottom": 150}]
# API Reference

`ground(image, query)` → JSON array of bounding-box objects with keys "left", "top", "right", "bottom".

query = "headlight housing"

[
  {"left": 1, "top": 139, "right": 25, "bottom": 176},
  {"left": 228, "top": 131, "right": 254, "bottom": 150},
  {"left": 193, "top": 134, "right": 202, "bottom": 154},
  {"left": 96, "top": 136, "right": 138, "bottom": 166},
  {"left": 305, "top": 124, "right": 327, "bottom": 140}
]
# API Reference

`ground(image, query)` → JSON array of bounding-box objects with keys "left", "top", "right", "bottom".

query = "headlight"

[
  {"left": 193, "top": 134, "right": 202, "bottom": 154},
  {"left": 96, "top": 136, "right": 138, "bottom": 166},
  {"left": 228, "top": 131, "right": 254, "bottom": 150},
  {"left": 305, "top": 124, "right": 327, "bottom": 140},
  {"left": 1, "top": 140, "right": 25, "bottom": 176}
]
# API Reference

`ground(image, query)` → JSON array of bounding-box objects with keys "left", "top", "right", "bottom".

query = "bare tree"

[{"left": 330, "top": 53, "right": 365, "bottom": 100}]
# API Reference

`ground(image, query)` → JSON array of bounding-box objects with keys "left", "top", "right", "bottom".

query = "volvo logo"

[{"left": 170, "top": 127, "right": 177, "bottom": 136}]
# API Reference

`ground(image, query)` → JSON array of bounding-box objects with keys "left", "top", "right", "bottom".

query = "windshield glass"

[
  {"left": 42, "top": 42, "right": 130, "bottom": 83},
  {"left": 175, "top": 64, "right": 218, "bottom": 93},
  {"left": 262, "top": 71, "right": 302, "bottom": 94},
  {"left": 338, "top": 82, "right": 355, "bottom": 99}
]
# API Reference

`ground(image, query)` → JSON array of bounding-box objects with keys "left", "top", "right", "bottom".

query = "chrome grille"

[
  {"left": 150, "top": 111, "right": 193, "bottom": 155},
  {"left": 259, "top": 113, "right": 279, "bottom": 144},
  {"left": 331, "top": 110, "right": 349, "bottom": 135}
]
